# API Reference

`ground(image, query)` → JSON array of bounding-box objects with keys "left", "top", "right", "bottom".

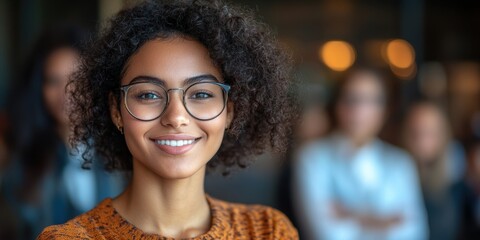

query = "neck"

[
  {"left": 113, "top": 160, "right": 210, "bottom": 238},
  {"left": 341, "top": 131, "right": 374, "bottom": 148}
]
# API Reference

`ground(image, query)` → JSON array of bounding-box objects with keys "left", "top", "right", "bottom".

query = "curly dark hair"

[{"left": 69, "top": 0, "right": 296, "bottom": 174}]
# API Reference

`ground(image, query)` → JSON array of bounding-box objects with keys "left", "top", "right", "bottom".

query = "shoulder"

[
  {"left": 298, "top": 136, "right": 336, "bottom": 161},
  {"left": 36, "top": 198, "right": 112, "bottom": 240},
  {"left": 380, "top": 141, "right": 412, "bottom": 161},
  {"left": 36, "top": 222, "right": 89, "bottom": 240},
  {"left": 303, "top": 136, "right": 335, "bottom": 154},
  {"left": 208, "top": 197, "right": 299, "bottom": 239},
  {"left": 36, "top": 215, "right": 91, "bottom": 240},
  {"left": 294, "top": 136, "right": 338, "bottom": 174},
  {"left": 378, "top": 140, "right": 416, "bottom": 171}
]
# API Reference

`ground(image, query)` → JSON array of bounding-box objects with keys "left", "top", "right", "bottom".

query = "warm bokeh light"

[
  {"left": 320, "top": 40, "right": 356, "bottom": 71},
  {"left": 384, "top": 39, "right": 415, "bottom": 69}
]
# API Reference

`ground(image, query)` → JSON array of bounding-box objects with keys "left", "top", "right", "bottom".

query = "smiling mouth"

[
  {"left": 150, "top": 134, "right": 202, "bottom": 155},
  {"left": 154, "top": 139, "right": 199, "bottom": 147},
  {"left": 151, "top": 136, "right": 202, "bottom": 145}
]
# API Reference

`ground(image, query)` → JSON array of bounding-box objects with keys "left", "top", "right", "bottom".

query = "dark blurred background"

[{"left": 0, "top": 0, "right": 479, "bottom": 239}]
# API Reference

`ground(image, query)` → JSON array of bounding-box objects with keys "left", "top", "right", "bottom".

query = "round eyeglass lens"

[
  {"left": 124, "top": 82, "right": 167, "bottom": 121},
  {"left": 184, "top": 82, "right": 227, "bottom": 120}
]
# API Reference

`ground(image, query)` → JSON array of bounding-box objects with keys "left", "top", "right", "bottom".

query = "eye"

[
  {"left": 190, "top": 91, "right": 213, "bottom": 99},
  {"left": 44, "top": 77, "right": 62, "bottom": 87},
  {"left": 136, "top": 92, "right": 161, "bottom": 100}
]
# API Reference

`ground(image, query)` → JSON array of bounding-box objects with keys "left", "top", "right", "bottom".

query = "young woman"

[{"left": 38, "top": 0, "right": 298, "bottom": 239}]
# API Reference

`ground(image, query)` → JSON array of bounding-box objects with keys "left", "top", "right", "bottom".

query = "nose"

[{"left": 160, "top": 89, "right": 190, "bottom": 128}]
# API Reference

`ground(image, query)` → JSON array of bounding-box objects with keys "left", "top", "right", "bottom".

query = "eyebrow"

[{"left": 127, "top": 74, "right": 220, "bottom": 86}]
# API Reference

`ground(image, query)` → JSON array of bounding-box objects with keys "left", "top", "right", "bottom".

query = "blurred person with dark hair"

[
  {"left": 460, "top": 113, "right": 480, "bottom": 239},
  {"left": 277, "top": 80, "right": 330, "bottom": 236},
  {"left": 1, "top": 26, "right": 125, "bottom": 239},
  {"left": 294, "top": 67, "right": 427, "bottom": 240},
  {"left": 293, "top": 82, "right": 330, "bottom": 145},
  {"left": 465, "top": 138, "right": 480, "bottom": 237},
  {"left": 403, "top": 101, "right": 472, "bottom": 240},
  {"left": 0, "top": 113, "right": 20, "bottom": 239}
]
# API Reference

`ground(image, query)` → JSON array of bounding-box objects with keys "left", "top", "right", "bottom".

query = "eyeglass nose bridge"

[
  {"left": 163, "top": 87, "right": 188, "bottom": 111},
  {"left": 166, "top": 88, "right": 185, "bottom": 94}
]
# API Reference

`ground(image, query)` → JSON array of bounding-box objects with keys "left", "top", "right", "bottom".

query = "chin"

[{"left": 152, "top": 158, "right": 207, "bottom": 180}]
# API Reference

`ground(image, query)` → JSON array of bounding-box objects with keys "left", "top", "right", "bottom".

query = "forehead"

[
  {"left": 45, "top": 48, "right": 79, "bottom": 70},
  {"left": 121, "top": 37, "right": 222, "bottom": 85},
  {"left": 343, "top": 72, "right": 383, "bottom": 95},
  {"left": 410, "top": 106, "right": 444, "bottom": 126}
]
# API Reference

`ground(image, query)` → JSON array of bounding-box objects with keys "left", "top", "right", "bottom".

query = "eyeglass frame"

[{"left": 118, "top": 81, "right": 231, "bottom": 122}]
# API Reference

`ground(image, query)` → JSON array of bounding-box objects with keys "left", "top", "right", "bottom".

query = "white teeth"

[{"left": 156, "top": 139, "right": 195, "bottom": 147}]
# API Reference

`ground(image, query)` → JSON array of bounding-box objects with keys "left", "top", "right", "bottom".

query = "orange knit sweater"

[{"left": 37, "top": 196, "right": 298, "bottom": 239}]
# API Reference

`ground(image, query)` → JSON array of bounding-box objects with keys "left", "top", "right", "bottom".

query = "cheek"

[
  {"left": 356, "top": 105, "right": 380, "bottom": 120},
  {"left": 337, "top": 106, "right": 350, "bottom": 124},
  {"left": 199, "top": 112, "right": 228, "bottom": 152},
  {"left": 418, "top": 134, "right": 442, "bottom": 154},
  {"left": 43, "top": 86, "right": 61, "bottom": 112},
  {"left": 43, "top": 87, "right": 54, "bottom": 106},
  {"left": 120, "top": 107, "right": 151, "bottom": 150}
]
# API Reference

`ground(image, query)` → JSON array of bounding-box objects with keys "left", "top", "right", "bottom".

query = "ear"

[
  {"left": 226, "top": 101, "right": 234, "bottom": 129},
  {"left": 109, "top": 92, "right": 123, "bottom": 128}
]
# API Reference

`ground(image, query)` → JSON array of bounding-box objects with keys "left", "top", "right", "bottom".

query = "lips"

[
  {"left": 155, "top": 139, "right": 195, "bottom": 147},
  {"left": 150, "top": 135, "right": 201, "bottom": 155}
]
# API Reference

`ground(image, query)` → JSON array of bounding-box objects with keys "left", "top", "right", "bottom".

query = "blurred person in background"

[
  {"left": 465, "top": 137, "right": 480, "bottom": 238},
  {"left": 292, "top": 82, "right": 330, "bottom": 146},
  {"left": 403, "top": 101, "right": 476, "bottom": 239},
  {"left": 277, "top": 80, "right": 330, "bottom": 233},
  {"left": 0, "top": 113, "right": 19, "bottom": 239},
  {"left": 403, "top": 101, "right": 470, "bottom": 240},
  {"left": 1, "top": 26, "right": 125, "bottom": 239},
  {"left": 293, "top": 67, "right": 428, "bottom": 240},
  {"left": 460, "top": 112, "right": 480, "bottom": 238}
]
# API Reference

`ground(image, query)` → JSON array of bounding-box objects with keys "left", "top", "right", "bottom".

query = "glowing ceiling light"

[
  {"left": 320, "top": 40, "right": 356, "bottom": 72},
  {"left": 385, "top": 39, "right": 415, "bottom": 69}
]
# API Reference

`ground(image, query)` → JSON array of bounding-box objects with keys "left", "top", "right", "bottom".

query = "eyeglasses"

[
  {"left": 340, "top": 94, "right": 385, "bottom": 108},
  {"left": 119, "top": 81, "right": 231, "bottom": 121}
]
